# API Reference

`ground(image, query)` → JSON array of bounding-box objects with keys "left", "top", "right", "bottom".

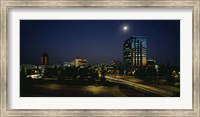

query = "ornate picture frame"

[{"left": 0, "top": 0, "right": 199, "bottom": 116}]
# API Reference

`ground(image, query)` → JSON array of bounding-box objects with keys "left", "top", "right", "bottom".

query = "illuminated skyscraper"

[
  {"left": 123, "top": 36, "right": 147, "bottom": 69},
  {"left": 41, "top": 52, "right": 49, "bottom": 65}
]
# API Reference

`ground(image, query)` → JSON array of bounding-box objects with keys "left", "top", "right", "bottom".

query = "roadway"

[
  {"left": 105, "top": 75, "right": 179, "bottom": 97},
  {"left": 20, "top": 75, "right": 179, "bottom": 97}
]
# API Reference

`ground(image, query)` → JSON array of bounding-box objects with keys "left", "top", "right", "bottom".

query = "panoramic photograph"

[{"left": 20, "top": 20, "right": 180, "bottom": 97}]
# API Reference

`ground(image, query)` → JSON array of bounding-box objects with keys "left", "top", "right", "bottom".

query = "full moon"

[{"left": 123, "top": 26, "right": 128, "bottom": 31}]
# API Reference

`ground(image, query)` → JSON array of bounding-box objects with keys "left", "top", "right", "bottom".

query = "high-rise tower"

[
  {"left": 123, "top": 36, "right": 147, "bottom": 69},
  {"left": 41, "top": 52, "right": 49, "bottom": 65}
]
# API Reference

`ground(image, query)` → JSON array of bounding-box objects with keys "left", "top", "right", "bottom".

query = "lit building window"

[{"left": 123, "top": 36, "right": 147, "bottom": 68}]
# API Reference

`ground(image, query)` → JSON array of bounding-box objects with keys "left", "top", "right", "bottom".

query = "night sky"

[{"left": 20, "top": 20, "right": 180, "bottom": 66}]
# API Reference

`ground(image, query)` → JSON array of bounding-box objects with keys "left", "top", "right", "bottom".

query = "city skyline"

[{"left": 20, "top": 20, "right": 180, "bottom": 66}]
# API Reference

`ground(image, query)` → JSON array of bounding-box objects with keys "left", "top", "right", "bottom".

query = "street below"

[{"left": 20, "top": 75, "right": 179, "bottom": 97}]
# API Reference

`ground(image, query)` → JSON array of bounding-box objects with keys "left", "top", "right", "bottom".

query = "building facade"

[
  {"left": 64, "top": 57, "right": 88, "bottom": 68},
  {"left": 73, "top": 57, "right": 88, "bottom": 67},
  {"left": 123, "top": 36, "right": 147, "bottom": 69},
  {"left": 41, "top": 52, "right": 49, "bottom": 65},
  {"left": 147, "top": 58, "right": 156, "bottom": 66}
]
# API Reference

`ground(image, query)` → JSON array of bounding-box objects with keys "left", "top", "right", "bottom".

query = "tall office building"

[
  {"left": 123, "top": 36, "right": 147, "bottom": 69},
  {"left": 41, "top": 52, "right": 49, "bottom": 65}
]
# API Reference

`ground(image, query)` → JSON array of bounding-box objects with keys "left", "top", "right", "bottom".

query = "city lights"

[{"left": 20, "top": 20, "right": 180, "bottom": 97}]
